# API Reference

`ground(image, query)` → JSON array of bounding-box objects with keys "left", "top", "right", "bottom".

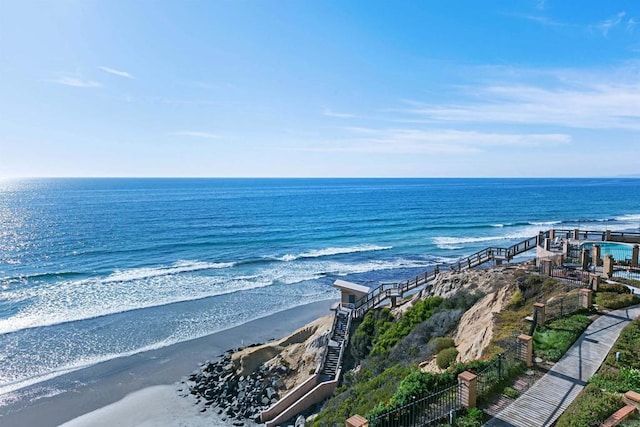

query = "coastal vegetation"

[
  {"left": 594, "top": 282, "right": 640, "bottom": 310},
  {"left": 556, "top": 318, "right": 640, "bottom": 427},
  {"left": 314, "top": 267, "right": 592, "bottom": 425},
  {"left": 533, "top": 314, "right": 592, "bottom": 362},
  {"left": 311, "top": 266, "right": 638, "bottom": 426},
  {"left": 313, "top": 292, "right": 480, "bottom": 425}
]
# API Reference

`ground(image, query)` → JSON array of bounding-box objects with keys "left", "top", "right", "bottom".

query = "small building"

[{"left": 333, "top": 279, "right": 370, "bottom": 308}]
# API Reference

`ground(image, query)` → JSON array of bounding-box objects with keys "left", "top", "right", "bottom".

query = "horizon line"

[{"left": 2, "top": 176, "right": 639, "bottom": 180}]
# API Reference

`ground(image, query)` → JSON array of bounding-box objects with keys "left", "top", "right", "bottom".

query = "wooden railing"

[{"left": 353, "top": 232, "right": 549, "bottom": 318}]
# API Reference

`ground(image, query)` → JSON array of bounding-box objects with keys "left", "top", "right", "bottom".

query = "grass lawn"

[{"left": 533, "top": 314, "right": 592, "bottom": 362}]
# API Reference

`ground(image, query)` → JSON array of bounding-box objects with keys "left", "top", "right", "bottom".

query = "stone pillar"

[
  {"left": 390, "top": 296, "right": 397, "bottom": 308},
  {"left": 579, "top": 288, "right": 592, "bottom": 309},
  {"left": 458, "top": 371, "right": 478, "bottom": 409},
  {"left": 605, "top": 230, "right": 611, "bottom": 241},
  {"left": 632, "top": 245, "right": 639, "bottom": 268},
  {"left": 538, "top": 231, "right": 544, "bottom": 246},
  {"left": 541, "top": 260, "right": 552, "bottom": 276},
  {"left": 346, "top": 415, "right": 369, "bottom": 427},
  {"left": 574, "top": 229, "right": 580, "bottom": 240},
  {"left": 603, "top": 255, "right": 614, "bottom": 279},
  {"left": 581, "top": 250, "right": 590, "bottom": 271},
  {"left": 592, "top": 244, "right": 602, "bottom": 267},
  {"left": 563, "top": 240, "right": 569, "bottom": 256},
  {"left": 589, "top": 274, "right": 600, "bottom": 292},
  {"left": 533, "top": 303, "right": 546, "bottom": 326},
  {"left": 544, "top": 238, "right": 551, "bottom": 251},
  {"left": 517, "top": 334, "right": 533, "bottom": 367},
  {"left": 549, "top": 229, "right": 556, "bottom": 240}
]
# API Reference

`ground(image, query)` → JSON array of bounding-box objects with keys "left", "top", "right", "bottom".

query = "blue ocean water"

[{"left": 1, "top": 178, "right": 639, "bottom": 401}]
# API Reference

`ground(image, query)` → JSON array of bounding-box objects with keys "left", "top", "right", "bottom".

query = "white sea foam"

[
  {"left": 277, "top": 244, "right": 392, "bottom": 262},
  {"left": 432, "top": 223, "right": 552, "bottom": 249},
  {"left": 102, "top": 260, "right": 234, "bottom": 283},
  {"left": 438, "top": 244, "right": 465, "bottom": 250},
  {"left": 529, "top": 220, "right": 561, "bottom": 226},
  {"left": 0, "top": 340, "right": 176, "bottom": 400},
  {"left": 615, "top": 213, "right": 640, "bottom": 222},
  {"left": 0, "top": 254, "right": 435, "bottom": 335}
]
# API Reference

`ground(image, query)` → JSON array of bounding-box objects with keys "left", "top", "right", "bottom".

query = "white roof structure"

[{"left": 333, "top": 279, "right": 370, "bottom": 294}]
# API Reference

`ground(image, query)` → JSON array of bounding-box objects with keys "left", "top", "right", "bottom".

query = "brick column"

[
  {"left": 517, "top": 334, "right": 533, "bottom": 367},
  {"left": 605, "top": 230, "right": 611, "bottom": 241},
  {"left": 579, "top": 288, "right": 592, "bottom": 309},
  {"left": 603, "top": 255, "right": 614, "bottom": 279},
  {"left": 346, "top": 415, "right": 369, "bottom": 427},
  {"left": 589, "top": 274, "right": 600, "bottom": 292},
  {"left": 533, "top": 303, "right": 546, "bottom": 326},
  {"left": 632, "top": 245, "right": 639, "bottom": 268},
  {"left": 458, "top": 371, "right": 478, "bottom": 409},
  {"left": 574, "top": 229, "right": 580, "bottom": 240},
  {"left": 549, "top": 229, "right": 556, "bottom": 240},
  {"left": 592, "top": 244, "right": 602, "bottom": 267},
  {"left": 581, "top": 249, "right": 590, "bottom": 271}
]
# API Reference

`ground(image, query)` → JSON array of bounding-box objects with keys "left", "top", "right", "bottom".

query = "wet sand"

[{"left": 0, "top": 299, "right": 334, "bottom": 427}]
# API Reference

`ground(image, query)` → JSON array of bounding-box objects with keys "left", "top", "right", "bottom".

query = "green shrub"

[
  {"left": 502, "top": 386, "right": 519, "bottom": 399},
  {"left": 605, "top": 318, "right": 640, "bottom": 369},
  {"left": 556, "top": 384, "right": 622, "bottom": 427},
  {"left": 436, "top": 347, "right": 459, "bottom": 369},
  {"left": 314, "top": 363, "right": 413, "bottom": 426},
  {"left": 589, "top": 368, "right": 640, "bottom": 393},
  {"left": 455, "top": 407, "right": 484, "bottom": 427},
  {"left": 598, "top": 283, "right": 631, "bottom": 294},
  {"left": 507, "top": 290, "right": 525, "bottom": 309},
  {"left": 350, "top": 308, "right": 394, "bottom": 361},
  {"left": 433, "top": 337, "right": 456, "bottom": 353},
  {"left": 613, "top": 277, "right": 640, "bottom": 287},
  {"left": 371, "top": 297, "right": 444, "bottom": 355},
  {"left": 595, "top": 292, "right": 640, "bottom": 310},
  {"left": 534, "top": 314, "right": 591, "bottom": 362},
  {"left": 547, "top": 313, "right": 591, "bottom": 332}
]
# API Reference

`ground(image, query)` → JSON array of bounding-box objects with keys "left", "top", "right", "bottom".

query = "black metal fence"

[
  {"left": 368, "top": 382, "right": 460, "bottom": 427},
  {"left": 549, "top": 266, "right": 590, "bottom": 286},
  {"left": 565, "top": 244, "right": 583, "bottom": 264},
  {"left": 368, "top": 340, "right": 525, "bottom": 427},
  {"left": 476, "top": 341, "right": 525, "bottom": 401},
  {"left": 612, "top": 267, "right": 640, "bottom": 281},
  {"left": 545, "top": 293, "right": 582, "bottom": 322}
]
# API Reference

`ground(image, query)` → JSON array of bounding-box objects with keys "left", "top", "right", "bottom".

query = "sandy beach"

[{"left": 0, "top": 299, "right": 334, "bottom": 427}]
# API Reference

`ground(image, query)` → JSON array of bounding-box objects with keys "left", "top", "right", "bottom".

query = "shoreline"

[{"left": 0, "top": 299, "right": 335, "bottom": 427}]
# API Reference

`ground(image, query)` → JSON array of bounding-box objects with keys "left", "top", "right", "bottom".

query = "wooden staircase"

[{"left": 319, "top": 308, "right": 350, "bottom": 382}]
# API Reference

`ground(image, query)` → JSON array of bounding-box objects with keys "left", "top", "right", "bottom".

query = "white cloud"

[
  {"left": 323, "top": 108, "right": 354, "bottom": 118},
  {"left": 51, "top": 73, "right": 102, "bottom": 88},
  {"left": 98, "top": 66, "right": 134, "bottom": 79},
  {"left": 174, "top": 131, "right": 220, "bottom": 139},
  {"left": 398, "top": 67, "right": 640, "bottom": 130},
  {"left": 593, "top": 11, "right": 626, "bottom": 36},
  {"left": 291, "top": 128, "right": 569, "bottom": 155}
]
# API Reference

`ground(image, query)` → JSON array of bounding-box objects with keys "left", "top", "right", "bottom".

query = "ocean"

[{"left": 1, "top": 178, "right": 639, "bottom": 404}]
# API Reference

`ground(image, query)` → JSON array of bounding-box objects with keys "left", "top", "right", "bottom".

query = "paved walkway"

[{"left": 486, "top": 304, "right": 640, "bottom": 427}]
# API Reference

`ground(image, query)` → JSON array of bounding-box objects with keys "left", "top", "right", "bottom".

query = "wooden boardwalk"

[{"left": 486, "top": 304, "right": 640, "bottom": 427}]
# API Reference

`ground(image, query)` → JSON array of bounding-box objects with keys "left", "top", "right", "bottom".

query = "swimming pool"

[{"left": 580, "top": 241, "right": 634, "bottom": 261}]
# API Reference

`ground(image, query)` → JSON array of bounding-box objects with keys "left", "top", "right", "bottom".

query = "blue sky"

[{"left": 1, "top": 0, "right": 639, "bottom": 177}]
